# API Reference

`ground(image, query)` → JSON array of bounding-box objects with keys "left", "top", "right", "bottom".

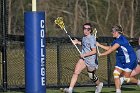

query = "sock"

[
  {"left": 116, "top": 89, "right": 121, "bottom": 93},
  {"left": 120, "top": 77, "right": 124, "bottom": 85},
  {"left": 137, "top": 79, "right": 140, "bottom": 86},
  {"left": 69, "top": 87, "right": 73, "bottom": 91}
]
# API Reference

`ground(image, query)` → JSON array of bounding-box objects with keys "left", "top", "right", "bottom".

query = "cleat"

[
  {"left": 63, "top": 88, "right": 72, "bottom": 93},
  {"left": 116, "top": 89, "right": 121, "bottom": 93},
  {"left": 60, "top": 88, "right": 64, "bottom": 92},
  {"left": 116, "top": 92, "right": 121, "bottom": 93},
  {"left": 95, "top": 82, "right": 103, "bottom": 93}
]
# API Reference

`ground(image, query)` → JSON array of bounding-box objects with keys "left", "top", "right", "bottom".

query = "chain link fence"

[
  {"left": 0, "top": 36, "right": 136, "bottom": 90},
  {"left": 6, "top": 37, "right": 111, "bottom": 88}
]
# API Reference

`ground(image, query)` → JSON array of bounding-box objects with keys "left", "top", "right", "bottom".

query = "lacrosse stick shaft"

[
  {"left": 63, "top": 28, "right": 81, "bottom": 54},
  {"left": 96, "top": 46, "right": 100, "bottom": 54},
  {"left": 54, "top": 17, "right": 81, "bottom": 54},
  {"left": 93, "top": 28, "right": 100, "bottom": 54}
]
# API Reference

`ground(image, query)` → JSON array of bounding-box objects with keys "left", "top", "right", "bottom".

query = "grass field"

[
  {"left": 47, "top": 85, "right": 140, "bottom": 93},
  {"left": 0, "top": 85, "right": 139, "bottom": 93}
]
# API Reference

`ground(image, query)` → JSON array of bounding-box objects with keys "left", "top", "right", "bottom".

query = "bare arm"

[
  {"left": 96, "top": 42, "right": 110, "bottom": 50},
  {"left": 81, "top": 48, "right": 96, "bottom": 58},
  {"left": 100, "top": 43, "right": 120, "bottom": 56}
]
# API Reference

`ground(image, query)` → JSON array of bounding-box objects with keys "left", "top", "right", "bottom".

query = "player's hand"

[
  {"left": 72, "top": 38, "right": 79, "bottom": 45},
  {"left": 80, "top": 54, "right": 85, "bottom": 58},
  {"left": 96, "top": 42, "right": 100, "bottom": 46},
  {"left": 98, "top": 52, "right": 102, "bottom": 56}
]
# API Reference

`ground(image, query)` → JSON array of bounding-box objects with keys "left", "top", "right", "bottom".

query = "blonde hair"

[{"left": 111, "top": 25, "right": 123, "bottom": 34}]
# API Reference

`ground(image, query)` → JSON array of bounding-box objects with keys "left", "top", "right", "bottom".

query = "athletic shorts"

[
  {"left": 115, "top": 56, "right": 137, "bottom": 72},
  {"left": 82, "top": 57, "right": 98, "bottom": 71}
]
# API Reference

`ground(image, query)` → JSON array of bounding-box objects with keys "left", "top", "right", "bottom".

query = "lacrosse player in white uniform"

[{"left": 63, "top": 23, "right": 103, "bottom": 93}]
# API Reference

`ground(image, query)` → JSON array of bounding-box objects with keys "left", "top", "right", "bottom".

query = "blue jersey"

[
  {"left": 111, "top": 35, "right": 137, "bottom": 71},
  {"left": 82, "top": 35, "right": 98, "bottom": 69}
]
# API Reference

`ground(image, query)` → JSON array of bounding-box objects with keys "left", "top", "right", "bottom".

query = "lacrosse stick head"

[
  {"left": 92, "top": 28, "right": 97, "bottom": 37},
  {"left": 54, "top": 17, "right": 65, "bottom": 29}
]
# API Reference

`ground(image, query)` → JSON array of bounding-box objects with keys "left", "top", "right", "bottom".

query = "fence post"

[
  {"left": 107, "top": 43, "right": 111, "bottom": 87},
  {"left": 57, "top": 42, "right": 61, "bottom": 86},
  {"left": 1, "top": 0, "right": 8, "bottom": 91}
]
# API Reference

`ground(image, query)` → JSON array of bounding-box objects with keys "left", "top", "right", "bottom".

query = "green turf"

[
  {"left": 0, "top": 85, "right": 139, "bottom": 93},
  {"left": 46, "top": 85, "right": 140, "bottom": 93}
]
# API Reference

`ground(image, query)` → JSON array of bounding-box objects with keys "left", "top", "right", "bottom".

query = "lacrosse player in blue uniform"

[
  {"left": 97, "top": 25, "right": 140, "bottom": 93},
  {"left": 120, "top": 37, "right": 140, "bottom": 85},
  {"left": 63, "top": 23, "right": 103, "bottom": 93}
]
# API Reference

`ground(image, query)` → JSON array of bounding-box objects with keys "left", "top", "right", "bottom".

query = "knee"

[
  {"left": 88, "top": 71, "right": 98, "bottom": 82},
  {"left": 113, "top": 70, "right": 120, "bottom": 79}
]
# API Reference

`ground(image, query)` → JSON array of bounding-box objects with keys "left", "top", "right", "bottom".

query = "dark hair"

[
  {"left": 83, "top": 23, "right": 93, "bottom": 33},
  {"left": 111, "top": 25, "right": 123, "bottom": 34}
]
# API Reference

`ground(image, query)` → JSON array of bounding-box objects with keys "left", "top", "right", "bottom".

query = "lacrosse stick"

[
  {"left": 92, "top": 28, "right": 100, "bottom": 55},
  {"left": 54, "top": 17, "right": 81, "bottom": 54}
]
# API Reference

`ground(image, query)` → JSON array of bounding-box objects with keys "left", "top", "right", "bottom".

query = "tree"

[{"left": 7, "top": 0, "right": 140, "bottom": 38}]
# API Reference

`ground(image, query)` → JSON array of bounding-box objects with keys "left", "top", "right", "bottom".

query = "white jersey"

[{"left": 82, "top": 35, "right": 98, "bottom": 70}]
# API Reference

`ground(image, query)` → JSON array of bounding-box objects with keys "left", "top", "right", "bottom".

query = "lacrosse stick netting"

[{"left": 54, "top": 17, "right": 81, "bottom": 54}]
